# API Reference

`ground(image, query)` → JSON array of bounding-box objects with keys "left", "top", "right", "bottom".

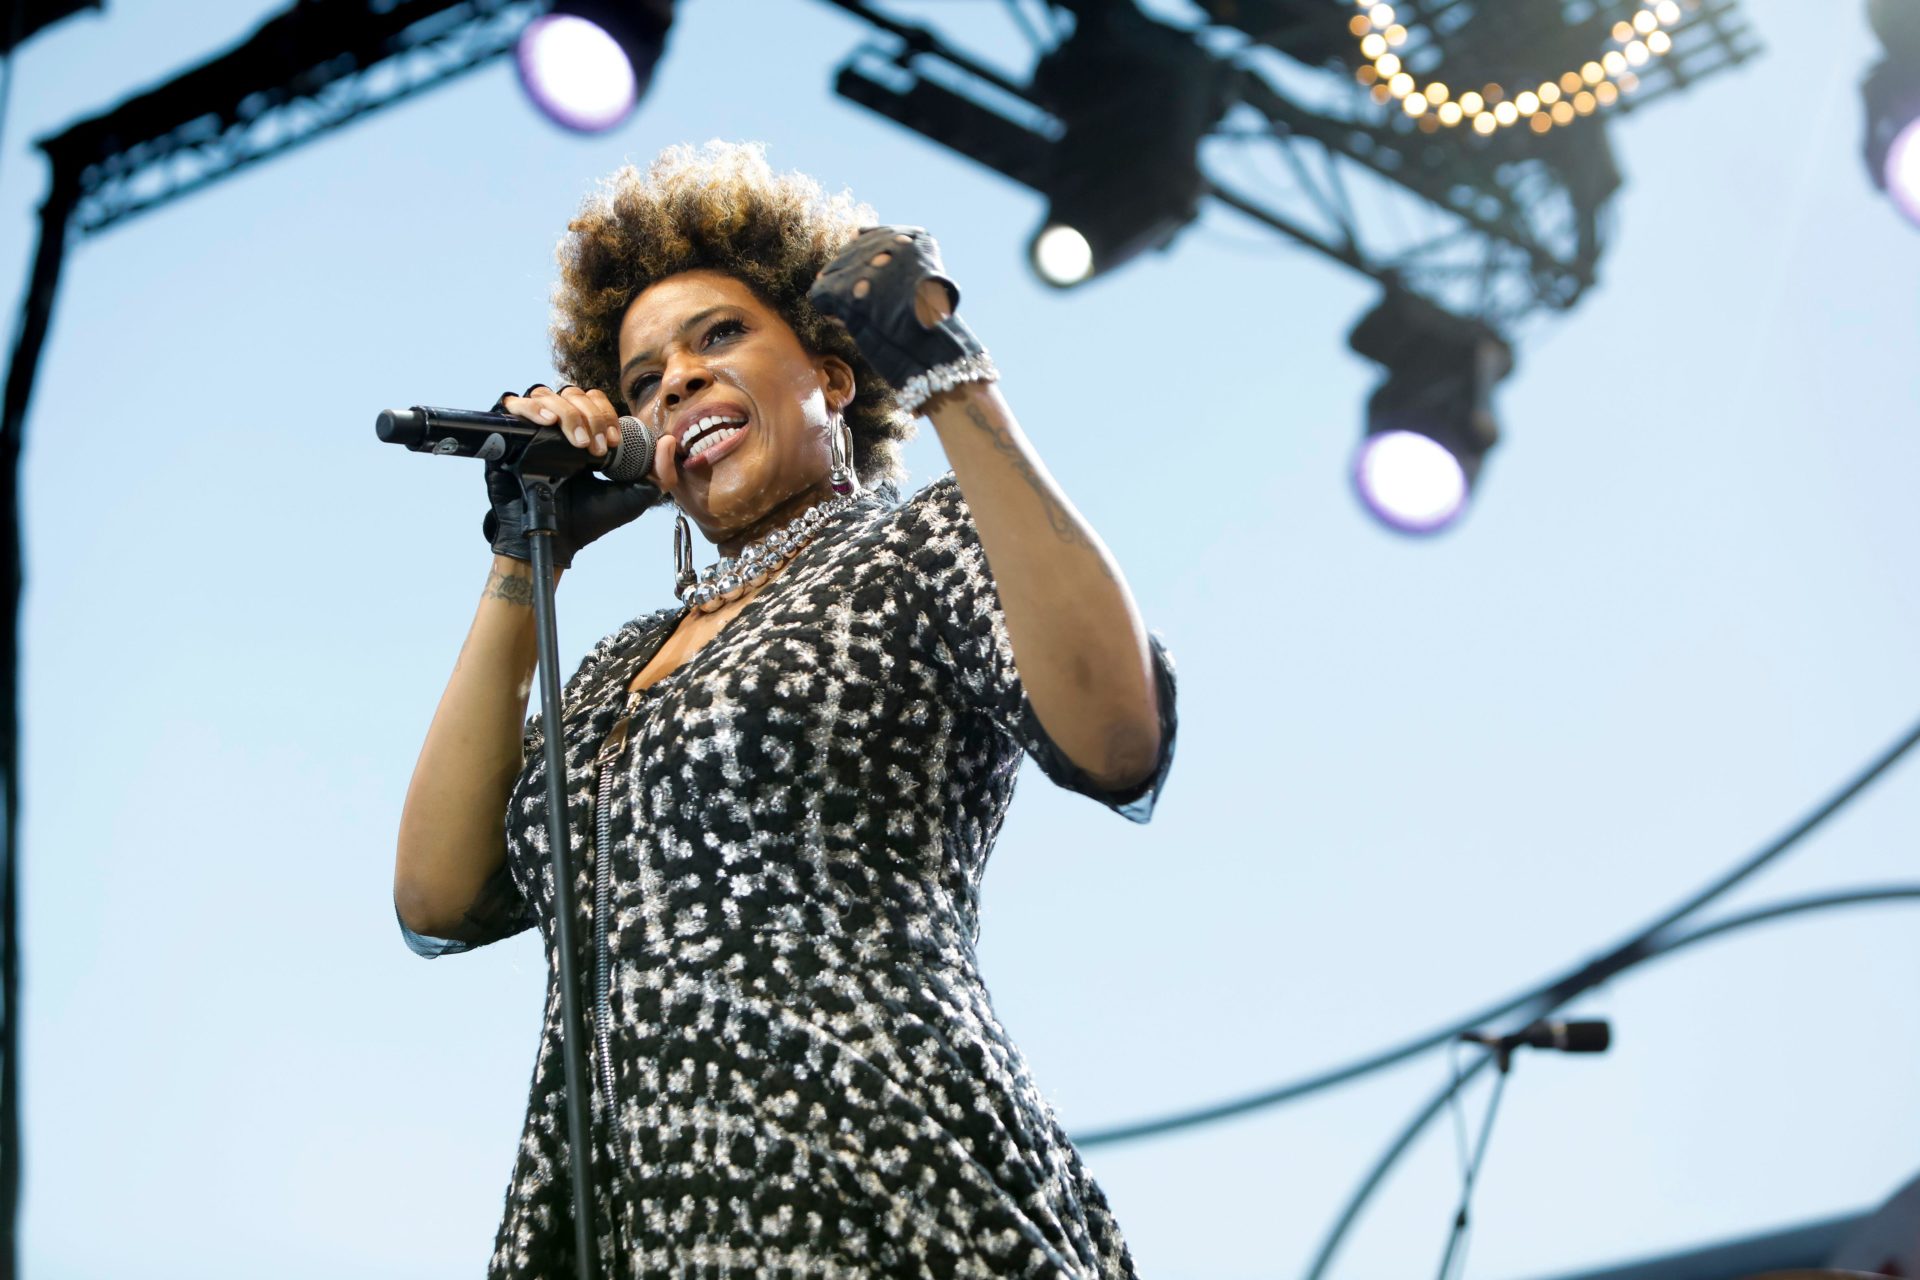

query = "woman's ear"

[{"left": 818, "top": 355, "right": 856, "bottom": 414}]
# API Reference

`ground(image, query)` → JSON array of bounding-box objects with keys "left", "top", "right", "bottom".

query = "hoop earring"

[
  {"left": 827, "top": 414, "right": 859, "bottom": 496},
  {"left": 671, "top": 500, "right": 696, "bottom": 602}
]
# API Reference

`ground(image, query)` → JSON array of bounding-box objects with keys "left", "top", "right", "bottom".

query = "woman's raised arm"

[
  {"left": 393, "top": 556, "right": 545, "bottom": 940},
  {"left": 394, "top": 383, "right": 664, "bottom": 941},
  {"left": 806, "top": 227, "right": 1163, "bottom": 792},
  {"left": 926, "top": 383, "right": 1164, "bottom": 791}
]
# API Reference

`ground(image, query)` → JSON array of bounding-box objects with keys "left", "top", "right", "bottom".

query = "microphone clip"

[{"left": 1459, "top": 1018, "right": 1613, "bottom": 1071}]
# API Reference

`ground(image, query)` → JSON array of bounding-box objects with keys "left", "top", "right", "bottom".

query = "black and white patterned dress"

[{"left": 405, "top": 472, "right": 1178, "bottom": 1278}]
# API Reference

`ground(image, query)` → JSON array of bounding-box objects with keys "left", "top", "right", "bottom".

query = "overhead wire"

[
  {"left": 1075, "top": 713, "right": 1920, "bottom": 1148},
  {"left": 1301, "top": 884, "right": 1920, "bottom": 1280}
]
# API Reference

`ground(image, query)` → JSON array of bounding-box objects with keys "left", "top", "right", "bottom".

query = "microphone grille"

[
  {"left": 1556, "top": 1020, "right": 1612, "bottom": 1053},
  {"left": 601, "top": 416, "right": 657, "bottom": 483}
]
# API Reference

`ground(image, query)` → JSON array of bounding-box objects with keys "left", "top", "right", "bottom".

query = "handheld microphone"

[
  {"left": 1459, "top": 1019, "right": 1612, "bottom": 1055},
  {"left": 375, "top": 405, "right": 661, "bottom": 483}
]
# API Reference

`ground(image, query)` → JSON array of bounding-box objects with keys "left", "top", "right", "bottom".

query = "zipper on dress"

[{"left": 592, "top": 715, "right": 631, "bottom": 1182}]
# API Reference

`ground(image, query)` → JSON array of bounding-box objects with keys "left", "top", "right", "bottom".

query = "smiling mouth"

[{"left": 684, "top": 415, "right": 750, "bottom": 466}]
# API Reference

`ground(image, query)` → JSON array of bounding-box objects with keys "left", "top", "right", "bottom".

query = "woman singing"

[{"left": 394, "top": 141, "right": 1178, "bottom": 1277}]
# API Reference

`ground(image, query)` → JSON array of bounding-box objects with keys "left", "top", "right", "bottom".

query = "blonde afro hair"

[{"left": 550, "top": 141, "right": 913, "bottom": 493}]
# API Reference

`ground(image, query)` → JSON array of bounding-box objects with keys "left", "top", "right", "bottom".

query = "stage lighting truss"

[
  {"left": 822, "top": 0, "right": 1757, "bottom": 329},
  {"left": 43, "top": 0, "right": 544, "bottom": 237}
]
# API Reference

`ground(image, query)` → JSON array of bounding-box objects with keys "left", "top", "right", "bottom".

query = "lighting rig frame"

[
  {"left": 820, "top": 0, "right": 1754, "bottom": 533},
  {"left": 49, "top": 0, "right": 541, "bottom": 236},
  {"left": 821, "top": 0, "right": 1758, "bottom": 329}
]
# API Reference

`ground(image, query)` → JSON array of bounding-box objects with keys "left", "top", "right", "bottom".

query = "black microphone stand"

[
  {"left": 518, "top": 460, "right": 602, "bottom": 1280},
  {"left": 1433, "top": 1045, "right": 1513, "bottom": 1280},
  {"left": 382, "top": 404, "right": 652, "bottom": 1278}
]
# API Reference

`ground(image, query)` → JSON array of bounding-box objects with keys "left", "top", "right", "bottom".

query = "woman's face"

[{"left": 616, "top": 269, "right": 854, "bottom": 550}]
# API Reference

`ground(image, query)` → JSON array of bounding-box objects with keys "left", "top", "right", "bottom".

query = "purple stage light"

[
  {"left": 515, "top": 13, "right": 640, "bottom": 134},
  {"left": 1352, "top": 430, "right": 1470, "bottom": 535},
  {"left": 1885, "top": 116, "right": 1920, "bottom": 227}
]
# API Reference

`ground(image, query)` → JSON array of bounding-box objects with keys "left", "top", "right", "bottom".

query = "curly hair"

[{"left": 549, "top": 141, "right": 913, "bottom": 493}]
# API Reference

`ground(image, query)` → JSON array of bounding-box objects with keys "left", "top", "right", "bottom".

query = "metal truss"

[
  {"left": 823, "top": 0, "right": 1759, "bottom": 331},
  {"left": 44, "top": 0, "right": 542, "bottom": 238}
]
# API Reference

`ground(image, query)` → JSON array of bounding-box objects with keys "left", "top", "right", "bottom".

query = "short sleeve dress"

[{"left": 404, "top": 472, "right": 1179, "bottom": 1279}]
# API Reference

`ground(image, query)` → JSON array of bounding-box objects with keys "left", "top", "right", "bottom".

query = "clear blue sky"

[{"left": 6, "top": 2, "right": 1918, "bottom": 1277}]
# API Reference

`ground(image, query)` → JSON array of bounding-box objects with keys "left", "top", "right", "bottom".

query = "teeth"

[
  {"left": 690, "top": 425, "right": 743, "bottom": 457},
  {"left": 685, "top": 413, "right": 747, "bottom": 454}
]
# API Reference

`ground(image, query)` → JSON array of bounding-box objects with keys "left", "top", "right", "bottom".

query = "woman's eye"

[{"left": 627, "top": 320, "right": 745, "bottom": 401}]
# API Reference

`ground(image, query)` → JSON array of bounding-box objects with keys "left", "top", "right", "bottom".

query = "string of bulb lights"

[{"left": 1351, "top": 0, "right": 1687, "bottom": 136}]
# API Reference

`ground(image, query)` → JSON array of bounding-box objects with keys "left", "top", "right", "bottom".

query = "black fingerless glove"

[
  {"left": 807, "top": 226, "right": 997, "bottom": 413},
  {"left": 480, "top": 386, "right": 664, "bottom": 569}
]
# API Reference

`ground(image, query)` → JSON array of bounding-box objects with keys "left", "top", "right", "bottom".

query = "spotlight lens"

[
  {"left": 515, "top": 14, "right": 639, "bottom": 134},
  {"left": 1353, "top": 430, "right": 1470, "bottom": 534},
  {"left": 1032, "top": 224, "right": 1095, "bottom": 286},
  {"left": 1885, "top": 117, "right": 1920, "bottom": 227}
]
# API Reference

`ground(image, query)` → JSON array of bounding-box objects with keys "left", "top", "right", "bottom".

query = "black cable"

[
  {"left": 1647, "top": 885, "right": 1920, "bottom": 966},
  {"left": 1075, "top": 714, "right": 1920, "bottom": 1147},
  {"left": 1300, "top": 884, "right": 1920, "bottom": 1280}
]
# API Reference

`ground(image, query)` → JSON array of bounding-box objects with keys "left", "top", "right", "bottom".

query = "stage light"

[
  {"left": 1864, "top": 0, "right": 1920, "bottom": 226},
  {"left": 515, "top": 0, "right": 673, "bottom": 134},
  {"left": 1030, "top": 224, "right": 1095, "bottom": 287},
  {"left": 1354, "top": 431, "right": 1470, "bottom": 533},
  {"left": 1025, "top": 3, "right": 1226, "bottom": 288},
  {"left": 1885, "top": 119, "right": 1920, "bottom": 219},
  {"left": 1347, "top": 292, "right": 1512, "bottom": 536}
]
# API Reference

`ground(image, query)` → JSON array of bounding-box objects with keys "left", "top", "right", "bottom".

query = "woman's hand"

[
  {"left": 481, "top": 383, "right": 667, "bottom": 569},
  {"left": 499, "top": 382, "right": 623, "bottom": 456},
  {"left": 807, "top": 226, "right": 991, "bottom": 412}
]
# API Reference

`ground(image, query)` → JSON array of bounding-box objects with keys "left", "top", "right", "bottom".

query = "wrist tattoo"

[{"left": 486, "top": 567, "right": 535, "bottom": 607}]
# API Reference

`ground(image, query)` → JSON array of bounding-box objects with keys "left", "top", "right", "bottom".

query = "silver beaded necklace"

[{"left": 675, "top": 493, "right": 862, "bottom": 613}]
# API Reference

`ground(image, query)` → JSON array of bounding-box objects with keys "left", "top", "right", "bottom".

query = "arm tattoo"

[
  {"left": 959, "top": 400, "right": 1115, "bottom": 580},
  {"left": 486, "top": 567, "right": 535, "bottom": 608}
]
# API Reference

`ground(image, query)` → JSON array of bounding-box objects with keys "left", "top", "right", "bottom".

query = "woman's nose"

[{"left": 661, "top": 360, "right": 710, "bottom": 412}]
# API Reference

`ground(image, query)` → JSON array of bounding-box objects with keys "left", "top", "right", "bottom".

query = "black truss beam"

[
  {"left": 42, "top": 0, "right": 540, "bottom": 235},
  {"left": 819, "top": 0, "right": 1756, "bottom": 330},
  {"left": 3, "top": 0, "right": 103, "bottom": 56}
]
